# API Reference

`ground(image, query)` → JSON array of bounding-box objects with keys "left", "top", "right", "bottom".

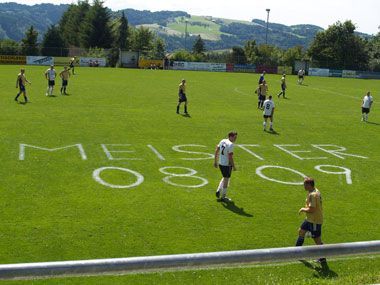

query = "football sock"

[
  {"left": 270, "top": 122, "right": 273, "bottom": 128},
  {"left": 221, "top": 187, "right": 227, "bottom": 197},
  {"left": 184, "top": 105, "right": 187, "bottom": 113},
  {"left": 218, "top": 179, "right": 224, "bottom": 191},
  {"left": 15, "top": 93, "right": 20, "bottom": 100},
  {"left": 263, "top": 122, "right": 266, "bottom": 129},
  {"left": 24, "top": 95, "right": 28, "bottom": 102},
  {"left": 366, "top": 114, "right": 369, "bottom": 121},
  {"left": 176, "top": 105, "right": 179, "bottom": 113},
  {"left": 296, "top": 236, "right": 305, "bottom": 246}
]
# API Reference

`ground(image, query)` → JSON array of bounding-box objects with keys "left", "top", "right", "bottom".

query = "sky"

[{"left": 2, "top": 0, "right": 379, "bottom": 34}]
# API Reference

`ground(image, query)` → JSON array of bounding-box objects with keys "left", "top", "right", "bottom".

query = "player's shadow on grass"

[
  {"left": 218, "top": 200, "right": 253, "bottom": 217},
  {"left": 299, "top": 260, "right": 338, "bottom": 279},
  {"left": 367, "top": 121, "right": 380, "bottom": 126},
  {"left": 181, "top": 113, "right": 191, "bottom": 118},
  {"left": 265, "top": 129, "right": 280, "bottom": 135}
]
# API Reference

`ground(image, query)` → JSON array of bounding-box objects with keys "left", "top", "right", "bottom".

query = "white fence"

[{"left": 0, "top": 240, "right": 379, "bottom": 280}]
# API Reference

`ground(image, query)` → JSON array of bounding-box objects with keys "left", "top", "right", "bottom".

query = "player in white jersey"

[
  {"left": 361, "top": 91, "right": 373, "bottom": 122},
  {"left": 298, "top": 69, "right": 305, "bottom": 85},
  {"left": 214, "top": 131, "right": 238, "bottom": 202},
  {"left": 263, "top": 95, "right": 275, "bottom": 131},
  {"left": 45, "top": 65, "right": 56, "bottom": 96}
]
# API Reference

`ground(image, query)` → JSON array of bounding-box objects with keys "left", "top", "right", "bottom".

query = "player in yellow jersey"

[
  {"left": 59, "top": 66, "right": 70, "bottom": 95},
  {"left": 296, "top": 177, "right": 326, "bottom": 264},
  {"left": 176, "top": 79, "right": 188, "bottom": 115},
  {"left": 15, "top": 68, "right": 31, "bottom": 103}
]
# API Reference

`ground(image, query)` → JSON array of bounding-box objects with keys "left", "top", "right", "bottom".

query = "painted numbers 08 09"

[{"left": 92, "top": 164, "right": 353, "bottom": 189}]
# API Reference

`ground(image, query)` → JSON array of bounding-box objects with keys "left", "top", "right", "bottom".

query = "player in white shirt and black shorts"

[
  {"left": 214, "top": 131, "right": 238, "bottom": 202},
  {"left": 45, "top": 65, "right": 56, "bottom": 96},
  {"left": 263, "top": 95, "right": 275, "bottom": 131},
  {"left": 361, "top": 91, "right": 373, "bottom": 122}
]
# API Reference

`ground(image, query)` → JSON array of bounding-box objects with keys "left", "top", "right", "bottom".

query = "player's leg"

[
  {"left": 263, "top": 116, "right": 267, "bottom": 130},
  {"left": 365, "top": 109, "right": 370, "bottom": 121},
  {"left": 46, "top": 83, "right": 50, "bottom": 96},
  {"left": 176, "top": 102, "right": 181, "bottom": 114},
  {"left": 216, "top": 177, "right": 224, "bottom": 198},
  {"left": 50, "top": 81, "right": 54, "bottom": 95},
  {"left": 23, "top": 90, "right": 28, "bottom": 103},
  {"left": 269, "top": 116, "right": 274, "bottom": 131},
  {"left": 295, "top": 221, "right": 309, "bottom": 246},
  {"left": 312, "top": 225, "right": 326, "bottom": 263},
  {"left": 184, "top": 101, "right": 188, "bottom": 114},
  {"left": 15, "top": 89, "right": 21, "bottom": 101}
]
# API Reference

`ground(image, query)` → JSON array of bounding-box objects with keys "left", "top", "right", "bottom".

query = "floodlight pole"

[
  {"left": 185, "top": 19, "right": 189, "bottom": 51},
  {"left": 265, "top": 9, "right": 270, "bottom": 45}
]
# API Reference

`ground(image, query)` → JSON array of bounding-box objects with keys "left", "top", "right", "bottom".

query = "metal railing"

[{"left": 0, "top": 240, "right": 379, "bottom": 280}]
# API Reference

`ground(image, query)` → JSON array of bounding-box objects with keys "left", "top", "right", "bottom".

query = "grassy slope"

[{"left": 0, "top": 66, "right": 379, "bottom": 283}]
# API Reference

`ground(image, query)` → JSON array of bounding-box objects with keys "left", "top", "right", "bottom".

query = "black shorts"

[
  {"left": 219, "top": 165, "right": 232, "bottom": 178},
  {"left": 300, "top": 220, "right": 322, "bottom": 238},
  {"left": 259, "top": 95, "right": 266, "bottom": 101},
  {"left": 263, "top": 115, "right": 272, "bottom": 119},
  {"left": 281, "top": 84, "right": 286, "bottom": 91},
  {"left": 62, "top": 80, "right": 68, "bottom": 86},
  {"left": 48, "top": 80, "right": 55, "bottom": 86},
  {"left": 298, "top": 75, "right": 304, "bottom": 79},
  {"left": 19, "top": 84, "right": 25, "bottom": 92},
  {"left": 362, "top": 107, "right": 370, "bottom": 114},
  {"left": 178, "top": 93, "right": 187, "bottom": 103}
]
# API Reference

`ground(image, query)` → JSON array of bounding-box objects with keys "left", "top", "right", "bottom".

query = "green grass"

[{"left": 0, "top": 65, "right": 379, "bottom": 284}]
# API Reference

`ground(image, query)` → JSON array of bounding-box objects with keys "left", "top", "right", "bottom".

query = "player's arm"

[
  {"left": 228, "top": 152, "right": 236, "bottom": 171},
  {"left": 16, "top": 75, "right": 19, "bottom": 88},
  {"left": 299, "top": 206, "right": 316, "bottom": 214},
  {"left": 44, "top": 70, "right": 48, "bottom": 80},
  {"left": 214, "top": 145, "right": 220, "bottom": 168},
  {"left": 25, "top": 77, "right": 31, "bottom": 85},
  {"left": 299, "top": 194, "right": 316, "bottom": 214}
]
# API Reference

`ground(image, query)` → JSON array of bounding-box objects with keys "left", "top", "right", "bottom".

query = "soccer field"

[{"left": 0, "top": 65, "right": 379, "bottom": 284}]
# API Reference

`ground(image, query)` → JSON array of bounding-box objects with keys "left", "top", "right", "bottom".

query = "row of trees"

[
  {"left": 0, "top": 0, "right": 379, "bottom": 71},
  {"left": 172, "top": 21, "right": 380, "bottom": 71}
]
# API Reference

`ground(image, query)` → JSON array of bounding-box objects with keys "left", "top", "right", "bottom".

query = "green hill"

[{"left": 0, "top": 3, "right": 369, "bottom": 51}]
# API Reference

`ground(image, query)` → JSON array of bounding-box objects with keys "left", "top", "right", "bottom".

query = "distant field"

[{"left": 0, "top": 65, "right": 379, "bottom": 284}]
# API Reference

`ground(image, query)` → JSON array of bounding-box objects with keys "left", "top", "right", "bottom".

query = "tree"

[
  {"left": 282, "top": 46, "right": 304, "bottom": 66},
  {"left": 192, "top": 35, "right": 206, "bottom": 54},
  {"left": 368, "top": 31, "right": 380, "bottom": 71},
  {"left": 41, "top": 25, "right": 68, "bottom": 56},
  {"left": 227, "top": 46, "right": 247, "bottom": 64},
  {"left": 59, "top": 0, "right": 90, "bottom": 47},
  {"left": 115, "top": 11, "right": 129, "bottom": 50},
  {"left": 244, "top": 40, "right": 258, "bottom": 64},
  {"left": 308, "top": 21, "right": 369, "bottom": 70},
  {"left": 150, "top": 38, "right": 166, "bottom": 59},
  {"left": 80, "top": 0, "right": 113, "bottom": 48},
  {"left": 21, "top": 26, "right": 39, "bottom": 56},
  {"left": 0, "top": 39, "right": 21, "bottom": 55},
  {"left": 131, "top": 26, "right": 154, "bottom": 56},
  {"left": 255, "top": 44, "right": 282, "bottom": 66}
]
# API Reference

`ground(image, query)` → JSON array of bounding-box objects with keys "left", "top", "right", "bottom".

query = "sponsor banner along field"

[{"left": 0, "top": 65, "right": 379, "bottom": 284}]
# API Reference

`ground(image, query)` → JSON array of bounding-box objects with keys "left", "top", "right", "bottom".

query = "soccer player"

[
  {"left": 259, "top": 70, "right": 266, "bottom": 84},
  {"left": 15, "top": 68, "right": 31, "bottom": 103},
  {"left": 45, "top": 65, "right": 56, "bottom": 96},
  {"left": 59, "top": 66, "right": 70, "bottom": 95},
  {"left": 263, "top": 95, "right": 275, "bottom": 131},
  {"left": 69, "top": 56, "right": 76, "bottom": 75},
  {"left": 296, "top": 177, "right": 326, "bottom": 264},
  {"left": 277, "top": 74, "right": 287, "bottom": 98},
  {"left": 361, "top": 91, "right": 373, "bottom": 122},
  {"left": 258, "top": 80, "right": 268, "bottom": 109},
  {"left": 176, "top": 79, "right": 188, "bottom": 115},
  {"left": 298, "top": 69, "right": 305, "bottom": 85},
  {"left": 214, "top": 131, "right": 238, "bottom": 202}
]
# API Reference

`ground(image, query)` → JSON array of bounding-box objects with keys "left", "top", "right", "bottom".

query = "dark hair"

[
  {"left": 304, "top": 177, "right": 315, "bottom": 187},
  {"left": 228, "top": 131, "right": 238, "bottom": 138}
]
